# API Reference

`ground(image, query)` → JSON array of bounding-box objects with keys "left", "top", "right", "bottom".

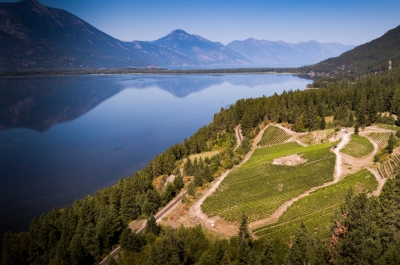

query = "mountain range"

[{"left": 0, "top": 0, "right": 356, "bottom": 70}]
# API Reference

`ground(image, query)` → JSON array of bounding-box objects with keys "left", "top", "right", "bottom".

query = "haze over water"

[{"left": 0, "top": 74, "right": 310, "bottom": 235}]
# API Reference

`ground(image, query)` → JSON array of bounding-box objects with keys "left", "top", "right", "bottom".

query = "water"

[{"left": 0, "top": 74, "right": 311, "bottom": 234}]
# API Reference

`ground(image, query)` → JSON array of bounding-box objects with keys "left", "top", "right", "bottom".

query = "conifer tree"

[
  {"left": 238, "top": 212, "right": 253, "bottom": 265},
  {"left": 388, "top": 133, "right": 396, "bottom": 154},
  {"left": 187, "top": 182, "right": 195, "bottom": 197},
  {"left": 145, "top": 214, "right": 161, "bottom": 236}
]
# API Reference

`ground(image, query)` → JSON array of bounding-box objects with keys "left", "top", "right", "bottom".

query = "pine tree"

[
  {"left": 287, "top": 222, "right": 312, "bottom": 265},
  {"left": 256, "top": 238, "right": 275, "bottom": 265},
  {"left": 187, "top": 182, "right": 195, "bottom": 197},
  {"left": 354, "top": 122, "right": 359, "bottom": 134},
  {"left": 145, "top": 214, "right": 161, "bottom": 236},
  {"left": 388, "top": 133, "right": 396, "bottom": 154},
  {"left": 238, "top": 212, "right": 253, "bottom": 265},
  {"left": 184, "top": 158, "right": 193, "bottom": 176},
  {"left": 173, "top": 174, "right": 184, "bottom": 191}
]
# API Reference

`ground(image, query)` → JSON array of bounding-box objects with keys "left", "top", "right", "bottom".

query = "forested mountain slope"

[{"left": 307, "top": 24, "right": 400, "bottom": 75}]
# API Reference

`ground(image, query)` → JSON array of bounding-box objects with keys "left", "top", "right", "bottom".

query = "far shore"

[{"left": 0, "top": 67, "right": 310, "bottom": 77}]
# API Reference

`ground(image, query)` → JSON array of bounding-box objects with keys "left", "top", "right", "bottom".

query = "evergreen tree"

[
  {"left": 320, "top": 115, "right": 326, "bottom": 130},
  {"left": 348, "top": 112, "right": 354, "bottom": 127},
  {"left": 173, "top": 174, "right": 184, "bottom": 192},
  {"left": 69, "top": 235, "right": 90, "bottom": 265},
  {"left": 329, "top": 192, "right": 382, "bottom": 264},
  {"left": 184, "top": 158, "right": 193, "bottom": 176},
  {"left": 187, "top": 182, "right": 195, "bottom": 197},
  {"left": 145, "top": 214, "right": 161, "bottom": 236},
  {"left": 256, "top": 238, "right": 275, "bottom": 265},
  {"left": 119, "top": 228, "right": 142, "bottom": 252},
  {"left": 388, "top": 133, "right": 396, "bottom": 154},
  {"left": 238, "top": 212, "right": 253, "bottom": 265},
  {"left": 354, "top": 122, "right": 359, "bottom": 134},
  {"left": 287, "top": 222, "right": 314, "bottom": 265}
]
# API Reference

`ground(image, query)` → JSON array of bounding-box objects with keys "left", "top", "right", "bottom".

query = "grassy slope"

[
  {"left": 202, "top": 141, "right": 337, "bottom": 222},
  {"left": 341, "top": 134, "right": 374, "bottom": 157},
  {"left": 254, "top": 169, "right": 378, "bottom": 241}
]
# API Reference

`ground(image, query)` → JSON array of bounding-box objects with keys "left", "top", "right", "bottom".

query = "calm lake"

[{"left": 0, "top": 74, "right": 310, "bottom": 235}]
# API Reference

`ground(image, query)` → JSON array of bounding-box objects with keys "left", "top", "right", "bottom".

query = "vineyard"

[
  {"left": 312, "top": 129, "right": 335, "bottom": 144},
  {"left": 257, "top": 126, "right": 291, "bottom": 147},
  {"left": 201, "top": 141, "right": 337, "bottom": 222},
  {"left": 377, "top": 154, "right": 400, "bottom": 178},
  {"left": 253, "top": 169, "right": 378, "bottom": 241},
  {"left": 367, "top": 132, "right": 393, "bottom": 149},
  {"left": 341, "top": 134, "right": 374, "bottom": 158},
  {"left": 297, "top": 129, "right": 334, "bottom": 145}
]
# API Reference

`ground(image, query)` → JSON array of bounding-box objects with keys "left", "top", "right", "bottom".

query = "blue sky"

[{"left": 4, "top": 0, "right": 400, "bottom": 45}]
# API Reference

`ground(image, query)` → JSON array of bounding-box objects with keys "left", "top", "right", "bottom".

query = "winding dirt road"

[{"left": 234, "top": 125, "right": 243, "bottom": 151}]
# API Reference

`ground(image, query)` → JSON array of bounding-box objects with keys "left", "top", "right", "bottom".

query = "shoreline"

[{"left": 0, "top": 67, "right": 308, "bottom": 77}]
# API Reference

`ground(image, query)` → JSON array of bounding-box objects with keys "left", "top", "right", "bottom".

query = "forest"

[{"left": 2, "top": 66, "right": 400, "bottom": 264}]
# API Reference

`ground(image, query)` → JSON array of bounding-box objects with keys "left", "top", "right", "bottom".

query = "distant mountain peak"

[{"left": 169, "top": 29, "right": 189, "bottom": 35}]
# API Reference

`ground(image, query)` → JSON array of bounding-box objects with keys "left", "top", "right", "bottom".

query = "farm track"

[{"left": 234, "top": 125, "right": 243, "bottom": 151}]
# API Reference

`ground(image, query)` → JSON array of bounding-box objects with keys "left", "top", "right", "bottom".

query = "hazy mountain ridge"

[
  {"left": 227, "top": 38, "right": 355, "bottom": 65},
  {"left": 0, "top": 0, "right": 358, "bottom": 70},
  {"left": 151, "top": 29, "right": 251, "bottom": 65}
]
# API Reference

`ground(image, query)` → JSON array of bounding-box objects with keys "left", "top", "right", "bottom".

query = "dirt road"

[{"left": 234, "top": 125, "right": 243, "bottom": 151}]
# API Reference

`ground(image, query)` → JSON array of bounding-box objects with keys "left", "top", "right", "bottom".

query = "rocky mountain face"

[
  {"left": 227, "top": 38, "right": 355, "bottom": 65},
  {"left": 151, "top": 29, "right": 251, "bottom": 65}
]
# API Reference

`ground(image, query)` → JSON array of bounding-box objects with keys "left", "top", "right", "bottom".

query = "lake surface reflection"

[{"left": 0, "top": 74, "right": 310, "bottom": 234}]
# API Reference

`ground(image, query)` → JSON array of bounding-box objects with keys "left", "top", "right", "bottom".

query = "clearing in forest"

[
  {"left": 257, "top": 125, "right": 291, "bottom": 147},
  {"left": 341, "top": 134, "right": 374, "bottom": 158},
  {"left": 201, "top": 141, "right": 337, "bottom": 222},
  {"left": 367, "top": 132, "right": 392, "bottom": 150},
  {"left": 254, "top": 169, "right": 378, "bottom": 241}
]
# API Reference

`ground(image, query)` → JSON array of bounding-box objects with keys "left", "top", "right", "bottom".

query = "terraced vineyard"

[
  {"left": 202, "top": 141, "right": 337, "bottom": 222},
  {"left": 341, "top": 134, "right": 374, "bottom": 157},
  {"left": 367, "top": 132, "right": 393, "bottom": 149},
  {"left": 312, "top": 129, "right": 335, "bottom": 144},
  {"left": 254, "top": 169, "right": 378, "bottom": 241},
  {"left": 257, "top": 126, "right": 291, "bottom": 147},
  {"left": 297, "top": 129, "right": 334, "bottom": 145},
  {"left": 377, "top": 154, "right": 400, "bottom": 178}
]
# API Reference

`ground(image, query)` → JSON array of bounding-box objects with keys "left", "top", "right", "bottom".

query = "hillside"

[
  {"left": 227, "top": 38, "right": 355, "bottom": 65},
  {"left": 307, "top": 24, "right": 400, "bottom": 74}
]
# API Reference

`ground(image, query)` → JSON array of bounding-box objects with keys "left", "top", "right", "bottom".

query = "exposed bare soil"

[{"left": 272, "top": 154, "right": 307, "bottom": 166}]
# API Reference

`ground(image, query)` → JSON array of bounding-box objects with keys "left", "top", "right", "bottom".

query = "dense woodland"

[{"left": 2, "top": 66, "right": 400, "bottom": 264}]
